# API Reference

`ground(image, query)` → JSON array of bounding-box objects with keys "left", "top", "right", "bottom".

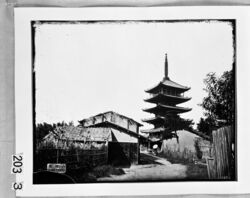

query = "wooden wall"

[
  {"left": 108, "top": 142, "right": 139, "bottom": 166},
  {"left": 207, "top": 126, "right": 235, "bottom": 180},
  {"left": 82, "top": 112, "right": 139, "bottom": 134}
]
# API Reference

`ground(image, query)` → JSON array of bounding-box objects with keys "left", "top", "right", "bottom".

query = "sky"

[{"left": 34, "top": 21, "right": 234, "bottom": 130}]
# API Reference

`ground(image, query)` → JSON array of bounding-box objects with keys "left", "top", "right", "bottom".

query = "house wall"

[
  {"left": 108, "top": 142, "right": 139, "bottom": 165},
  {"left": 111, "top": 128, "right": 137, "bottom": 143},
  {"left": 109, "top": 128, "right": 139, "bottom": 165},
  {"left": 82, "top": 112, "right": 139, "bottom": 134}
]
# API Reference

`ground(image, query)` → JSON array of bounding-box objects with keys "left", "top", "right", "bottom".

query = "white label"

[{"left": 47, "top": 163, "right": 66, "bottom": 174}]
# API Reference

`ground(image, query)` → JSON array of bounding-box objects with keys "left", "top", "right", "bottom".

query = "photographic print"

[
  {"left": 16, "top": 7, "right": 250, "bottom": 196},
  {"left": 32, "top": 19, "right": 236, "bottom": 184}
]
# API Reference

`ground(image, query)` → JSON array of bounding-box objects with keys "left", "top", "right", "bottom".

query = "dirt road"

[{"left": 98, "top": 152, "right": 187, "bottom": 181}]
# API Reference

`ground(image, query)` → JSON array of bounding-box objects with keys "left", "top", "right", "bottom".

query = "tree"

[
  {"left": 35, "top": 122, "right": 54, "bottom": 143},
  {"left": 35, "top": 121, "right": 75, "bottom": 143},
  {"left": 162, "top": 114, "right": 194, "bottom": 140},
  {"left": 197, "top": 117, "right": 217, "bottom": 136},
  {"left": 198, "top": 68, "right": 235, "bottom": 135}
]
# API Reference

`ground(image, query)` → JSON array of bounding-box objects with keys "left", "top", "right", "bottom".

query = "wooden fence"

[
  {"left": 35, "top": 146, "right": 108, "bottom": 172},
  {"left": 206, "top": 126, "right": 235, "bottom": 180}
]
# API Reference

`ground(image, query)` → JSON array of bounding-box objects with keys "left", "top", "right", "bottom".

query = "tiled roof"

[
  {"left": 162, "top": 79, "right": 190, "bottom": 90},
  {"left": 79, "top": 111, "right": 143, "bottom": 127},
  {"left": 144, "top": 93, "right": 191, "bottom": 105},
  {"left": 145, "top": 79, "right": 190, "bottom": 93},
  {"left": 143, "top": 104, "right": 192, "bottom": 114}
]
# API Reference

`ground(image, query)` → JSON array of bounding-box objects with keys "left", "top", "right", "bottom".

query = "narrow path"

[
  {"left": 98, "top": 152, "right": 187, "bottom": 181},
  {"left": 141, "top": 152, "right": 172, "bottom": 165}
]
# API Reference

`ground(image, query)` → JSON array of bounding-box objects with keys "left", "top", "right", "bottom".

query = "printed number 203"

[{"left": 12, "top": 155, "right": 23, "bottom": 174}]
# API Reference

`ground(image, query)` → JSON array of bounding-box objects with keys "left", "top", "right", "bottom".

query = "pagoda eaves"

[
  {"left": 142, "top": 116, "right": 165, "bottom": 125},
  {"left": 143, "top": 103, "right": 192, "bottom": 114},
  {"left": 144, "top": 92, "right": 191, "bottom": 105}
]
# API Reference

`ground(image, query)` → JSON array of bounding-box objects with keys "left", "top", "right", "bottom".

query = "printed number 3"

[{"left": 13, "top": 182, "right": 23, "bottom": 190}]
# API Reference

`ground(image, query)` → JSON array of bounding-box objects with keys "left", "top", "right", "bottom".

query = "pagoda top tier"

[
  {"left": 145, "top": 54, "right": 190, "bottom": 93},
  {"left": 145, "top": 79, "right": 190, "bottom": 94}
]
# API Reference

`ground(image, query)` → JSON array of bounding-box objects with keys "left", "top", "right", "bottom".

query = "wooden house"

[
  {"left": 79, "top": 111, "right": 143, "bottom": 166},
  {"left": 37, "top": 126, "right": 111, "bottom": 171},
  {"left": 39, "top": 112, "right": 144, "bottom": 169}
]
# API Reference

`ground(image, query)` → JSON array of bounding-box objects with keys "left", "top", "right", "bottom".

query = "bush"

[
  {"left": 67, "top": 165, "right": 125, "bottom": 183},
  {"left": 91, "top": 165, "right": 125, "bottom": 178},
  {"left": 159, "top": 148, "right": 195, "bottom": 164}
]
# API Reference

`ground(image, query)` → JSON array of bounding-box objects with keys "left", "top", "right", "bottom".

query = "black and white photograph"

[{"left": 32, "top": 19, "right": 236, "bottom": 184}]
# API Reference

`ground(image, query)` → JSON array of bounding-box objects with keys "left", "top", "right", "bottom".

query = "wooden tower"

[{"left": 142, "top": 54, "right": 191, "bottom": 145}]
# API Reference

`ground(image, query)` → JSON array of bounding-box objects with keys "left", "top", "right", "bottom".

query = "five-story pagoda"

[{"left": 142, "top": 54, "right": 191, "bottom": 145}]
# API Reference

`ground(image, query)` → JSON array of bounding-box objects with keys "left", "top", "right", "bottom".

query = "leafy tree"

[
  {"left": 197, "top": 117, "right": 217, "bottom": 136},
  {"left": 35, "top": 122, "right": 54, "bottom": 143},
  {"left": 162, "top": 114, "right": 194, "bottom": 140},
  {"left": 35, "top": 121, "right": 74, "bottom": 143},
  {"left": 198, "top": 69, "right": 235, "bottom": 135}
]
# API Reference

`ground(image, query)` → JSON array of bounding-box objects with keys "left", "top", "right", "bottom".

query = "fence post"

[
  {"left": 56, "top": 140, "right": 59, "bottom": 163},
  {"left": 76, "top": 149, "right": 79, "bottom": 163},
  {"left": 106, "top": 141, "right": 109, "bottom": 164}
]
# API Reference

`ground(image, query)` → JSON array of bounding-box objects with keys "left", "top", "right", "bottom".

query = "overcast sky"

[{"left": 34, "top": 21, "right": 234, "bottom": 129}]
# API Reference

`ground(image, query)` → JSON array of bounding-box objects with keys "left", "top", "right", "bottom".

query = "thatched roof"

[{"left": 44, "top": 125, "right": 112, "bottom": 142}]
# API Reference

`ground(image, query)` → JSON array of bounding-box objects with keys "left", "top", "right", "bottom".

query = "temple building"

[{"left": 142, "top": 54, "right": 191, "bottom": 146}]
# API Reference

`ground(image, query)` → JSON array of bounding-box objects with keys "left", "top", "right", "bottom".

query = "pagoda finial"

[{"left": 164, "top": 53, "right": 169, "bottom": 80}]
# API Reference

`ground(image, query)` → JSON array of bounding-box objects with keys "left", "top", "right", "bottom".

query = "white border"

[{"left": 15, "top": 7, "right": 250, "bottom": 196}]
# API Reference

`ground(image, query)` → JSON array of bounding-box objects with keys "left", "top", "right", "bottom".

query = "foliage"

[
  {"left": 186, "top": 164, "right": 208, "bottom": 180},
  {"left": 162, "top": 115, "right": 194, "bottom": 140},
  {"left": 198, "top": 69, "right": 235, "bottom": 135},
  {"left": 36, "top": 122, "right": 54, "bottom": 143},
  {"left": 35, "top": 121, "right": 74, "bottom": 143},
  {"left": 159, "top": 147, "right": 196, "bottom": 164},
  {"left": 91, "top": 165, "right": 125, "bottom": 178},
  {"left": 197, "top": 117, "right": 217, "bottom": 136},
  {"left": 69, "top": 165, "right": 125, "bottom": 183}
]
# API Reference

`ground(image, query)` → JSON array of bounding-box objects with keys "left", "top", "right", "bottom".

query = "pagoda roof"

[
  {"left": 145, "top": 78, "right": 190, "bottom": 93},
  {"left": 141, "top": 127, "right": 166, "bottom": 133},
  {"left": 143, "top": 104, "right": 192, "bottom": 114},
  {"left": 144, "top": 93, "right": 191, "bottom": 105},
  {"left": 142, "top": 116, "right": 165, "bottom": 125}
]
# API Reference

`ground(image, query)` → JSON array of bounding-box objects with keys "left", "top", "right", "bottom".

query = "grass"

[
  {"left": 67, "top": 165, "right": 125, "bottom": 182},
  {"left": 186, "top": 163, "right": 208, "bottom": 180},
  {"left": 158, "top": 149, "right": 195, "bottom": 164},
  {"left": 158, "top": 151, "right": 209, "bottom": 180},
  {"left": 91, "top": 165, "right": 125, "bottom": 178}
]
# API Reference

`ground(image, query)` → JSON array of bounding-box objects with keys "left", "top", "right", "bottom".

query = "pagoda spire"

[{"left": 164, "top": 53, "right": 169, "bottom": 80}]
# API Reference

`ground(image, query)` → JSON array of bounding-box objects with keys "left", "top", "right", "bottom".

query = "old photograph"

[{"left": 32, "top": 20, "right": 236, "bottom": 184}]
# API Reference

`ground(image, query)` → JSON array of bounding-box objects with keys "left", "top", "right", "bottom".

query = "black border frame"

[{"left": 31, "top": 19, "right": 237, "bottom": 184}]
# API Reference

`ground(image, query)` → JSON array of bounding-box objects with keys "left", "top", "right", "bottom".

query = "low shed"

[{"left": 79, "top": 111, "right": 143, "bottom": 166}]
